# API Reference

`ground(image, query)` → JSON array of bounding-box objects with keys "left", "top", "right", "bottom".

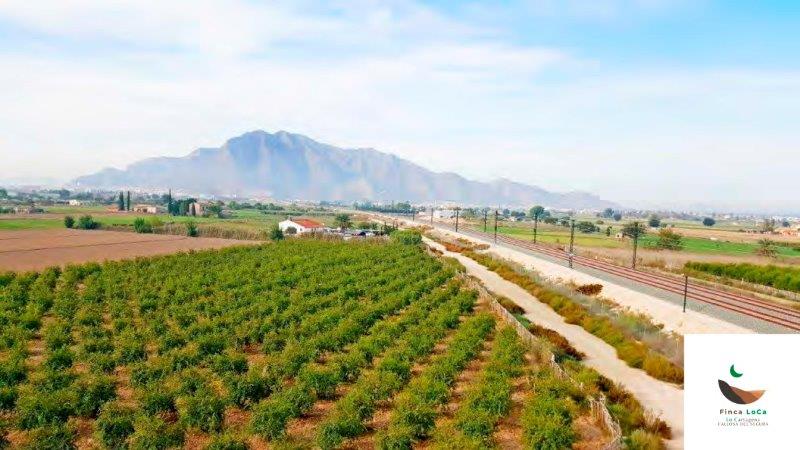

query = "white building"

[
  {"left": 433, "top": 209, "right": 456, "bottom": 219},
  {"left": 68, "top": 199, "right": 83, "bottom": 206},
  {"left": 279, "top": 218, "right": 325, "bottom": 235}
]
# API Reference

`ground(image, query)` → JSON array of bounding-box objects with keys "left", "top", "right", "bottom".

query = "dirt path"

[{"left": 425, "top": 238, "right": 685, "bottom": 449}]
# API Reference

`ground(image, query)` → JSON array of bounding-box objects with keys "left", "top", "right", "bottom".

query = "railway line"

[{"left": 395, "top": 215, "right": 800, "bottom": 332}]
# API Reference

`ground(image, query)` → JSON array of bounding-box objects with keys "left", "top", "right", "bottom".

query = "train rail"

[{"left": 403, "top": 216, "right": 800, "bottom": 332}]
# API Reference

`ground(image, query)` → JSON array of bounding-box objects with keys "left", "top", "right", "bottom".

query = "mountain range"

[{"left": 73, "top": 130, "right": 616, "bottom": 209}]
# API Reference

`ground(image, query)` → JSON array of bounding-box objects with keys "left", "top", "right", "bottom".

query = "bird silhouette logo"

[{"left": 718, "top": 364, "right": 765, "bottom": 405}]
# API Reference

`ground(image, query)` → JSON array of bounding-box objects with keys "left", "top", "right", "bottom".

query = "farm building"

[
  {"left": 132, "top": 204, "right": 165, "bottom": 214},
  {"left": 279, "top": 218, "right": 325, "bottom": 235},
  {"left": 68, "top": 199, "right": 83, "bottom": 206}
]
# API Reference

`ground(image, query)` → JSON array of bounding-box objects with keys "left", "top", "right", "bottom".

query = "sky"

[{"left": 1, "top": 0, "right": 798, "bottom": 213}]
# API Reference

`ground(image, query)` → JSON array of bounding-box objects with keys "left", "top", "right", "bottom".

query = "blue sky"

[{"left": 1, "top": 1, "right": 798, "bottom": 212}]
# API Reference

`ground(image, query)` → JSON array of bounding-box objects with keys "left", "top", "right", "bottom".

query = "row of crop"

[
  {"left": 0, "top": 240, "right": 457, "bottom": 448},
  {"left": 684, "top": 261, "right": 800, "bottom": 294},
  {"left": 313, "top": 290, "right": 478, "bottom": 449},
  {"left": 461, "top": 249, "right": 683, "bottom": 384},
  {"left": 428, "top": 326, "right": 527, "bottom": 448},
  {"left": 249, "top": 286, "right": 477, "bottom": 443},
  {"left": 375, "top": 313, "right": 496, "bottom": 449}
]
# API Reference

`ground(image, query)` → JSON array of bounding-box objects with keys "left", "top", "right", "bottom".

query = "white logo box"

[{"left": 685, "top": 334, "right": 800, "bottom": 449}]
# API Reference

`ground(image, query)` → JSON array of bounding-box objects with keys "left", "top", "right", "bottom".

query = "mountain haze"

[{"left": 73, "top": 131, "right": 616, "bottom": 209}]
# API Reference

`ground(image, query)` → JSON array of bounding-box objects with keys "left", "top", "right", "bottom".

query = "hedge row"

[
  {"left": 463, "top": 250, "right": 683, "bottom": 384},
  {"left": 685, "top": 261, "right": 800, "bottom": 294}
]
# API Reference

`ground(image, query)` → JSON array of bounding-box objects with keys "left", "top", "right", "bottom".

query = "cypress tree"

[{"left": 117, "top": 192, "right": 124, "bottom": 211}]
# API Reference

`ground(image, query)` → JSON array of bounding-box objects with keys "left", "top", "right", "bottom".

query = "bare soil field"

[{"left": 0, "top": 229, "right": 258, "bottom": 271}]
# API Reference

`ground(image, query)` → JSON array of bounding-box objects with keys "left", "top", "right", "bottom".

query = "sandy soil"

[
  {"left": 0, "top": 229, "right": 259, "bottom": 271},
  {"left": 427, "top": 228, "right": 751, "bottom": 335},
  {"left": 426, "top": 238, "right": 686, "bottom": 449}
]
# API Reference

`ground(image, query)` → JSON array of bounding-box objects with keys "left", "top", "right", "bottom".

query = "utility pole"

[
  {"left": 494, "top": 210, "right": 499, "bottom": 243},
  {"left": 533, "top": 214, "right": 539, "bottom": 244},
  {"left": 568, "top": 219, "right": 575, "bottom": 268},
  {"left": 483, "top": 210, "right": 488, "bottom": 233},
  {"left": 430, "top": 208, "right": 434, "bottom": 225},
  {"left": 454, "top": 207, "right": 460, "bottom": 232},
  {"left": 682, "top": 274, "right": 689, "bottom": 313},
  {"left": 632, "top": 221, "right": 640, "bottom": 269}
]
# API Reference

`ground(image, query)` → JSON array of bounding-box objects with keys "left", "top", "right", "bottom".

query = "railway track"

[{"left": 399, "top": 216, "right": 800, "bottom": 332}]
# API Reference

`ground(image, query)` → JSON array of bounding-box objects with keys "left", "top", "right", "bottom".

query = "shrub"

[
  {"left": 177, "top": 388, "right": 226, "bottom": 432},
  {"left": 128, "top": 416, "right": 184, "bottom": 450},
  {"left": 73, "top": 374, "right": 116, "bottom": 417},
  {"left": 44, "top": 348, "right": 74, "bottom": 372},
  {"left": 226, "top": 372, "right": 270, "bottom": 407},
  {"left": 206, "top": 432, "right": 249, "bottom": 450},
  {"left": 391, "top": 230, "right": 422, "bottom": 245},
  {"left": 132, "top": 218, "right": 153, "bottom": 234},
  {"left": 22, "top": 423, "right": 77, "bottom": 450},
  {"left": 16, "top": 388, "right": 76, "bottom": 429},
  {"left": 76, "top": 215, "right": 100, "bottom": 230},
  {"left": 139, "top": 388, "right": 176, "bottom": 415},
  {"left": 626, "top": 429, "right": 665, "bottom": 450},
  {"left": 63, "top": 215, "right": 75, "bottom": 228},
  {"left": 0, "top": 357, "right": 27, "bottom": 387},
  {"left": 0, "top": 387, "right": 17, "bottom": 411},
  {"left": 96, "top": 403, "right": 137, "bottom": 449},
  {"left": 186, "top": 221, "right": 198, "bottom": 237},
  {"left": 575, "top": 283, "right": 603, "bottom": 296},
  {"left": 269, "top": 224, "right": 284, "bottom": 241}
]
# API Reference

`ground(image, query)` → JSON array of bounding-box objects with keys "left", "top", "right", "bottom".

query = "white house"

[
  {"left": 279, "top": 218, "right": 325, "bottom": 235},
  {"left": 433, "top": 209, "right": 456, "bottom": 219},
  {"left": 68, "top": 199, "right": 83, "bottom": 206}
]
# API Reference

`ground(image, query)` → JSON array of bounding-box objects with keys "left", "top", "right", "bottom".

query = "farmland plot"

[{"left": 0, "top": 238, "right": 662, "bottom": 449}]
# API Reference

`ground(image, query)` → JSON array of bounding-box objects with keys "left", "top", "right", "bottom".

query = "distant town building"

[
  {"left": 279, "top": 218, "right": 324, "bottom": 235},
  {"left": 68, "top": 199, "right": 83, "bottom": 206}
]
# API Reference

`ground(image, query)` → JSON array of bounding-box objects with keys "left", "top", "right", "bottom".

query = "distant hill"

[{"left": 73, "top": 130, "right": 617, "bottom": 209}]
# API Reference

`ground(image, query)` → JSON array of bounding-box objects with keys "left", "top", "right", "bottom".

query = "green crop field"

[
  {"left": 480, "top": 221, "right": 800, "bottom": 259},
  {"left": 0, "top": 207, "right": 337, "bottom": 238},
  {"left": 0, "top": 237, "right": 663, "bottom": 449}
]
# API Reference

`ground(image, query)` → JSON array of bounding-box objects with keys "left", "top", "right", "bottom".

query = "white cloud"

[{"left": 0, "top": 1, "right": 798, "bottom": 212}]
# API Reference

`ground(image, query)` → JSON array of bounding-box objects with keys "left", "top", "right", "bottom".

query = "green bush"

[
  {"left": 128, "top": 416, "right": 184, "bottom": 450},
  {"left": 177, "top": 388, "right": 226, "bottom": 432},
  {"left": 626, "top": 429, "right": 666, "bottom": 450},
  {"left": 16, "top": 388, "right": 76, "bottom": 429},
  {"left": 63, "top": 215, "right": 75, "bottom": 229},
  {"left": 95, "top": 403, "right": 137, "bottom": 449},
  {"left": 186, "top": 221, "right": 198, "bottom": 237},
  {"left": 390, "top": 230, "right": 422, "bottom": 245},
  {"left": 76, "top": 215, "right": 100, "bottom": 230},
  {"left": 22, "top": 423, "right": 77, "bottom": 450},
  {"left": 0, "top": 387, "right": 17, "bottom": 411},
  {"left": 44, "top": 348, "right": 74, "bottom": 372},
  {"left": 73, "top": 374, "right": 116, "bottom": 417},
  {"left": 206, "top": 432, "right": 249, "bottom": 450},
  {"left": 132, "top": 217, "right": 153, "bottom": 234}
]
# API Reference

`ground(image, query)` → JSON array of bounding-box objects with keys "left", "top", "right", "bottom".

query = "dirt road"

[{"left": 425, "top": 237, "right": 685, "bottom": 449}]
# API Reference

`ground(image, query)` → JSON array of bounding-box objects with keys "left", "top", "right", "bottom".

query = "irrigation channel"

[{"left": 383, "top": 213, "right": 800, "bottom": 332}]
